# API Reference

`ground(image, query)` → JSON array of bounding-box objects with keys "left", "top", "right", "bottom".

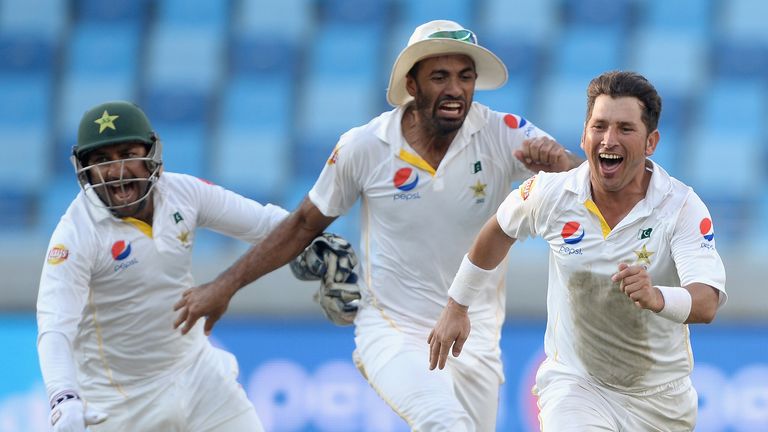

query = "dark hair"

[{"left": 585, "top": 71, "right": 662, "bottom": 133}]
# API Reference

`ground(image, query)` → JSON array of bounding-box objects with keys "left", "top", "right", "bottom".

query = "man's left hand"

[{"left": 515, "top": 137, "right": 574, "bottom": 173}]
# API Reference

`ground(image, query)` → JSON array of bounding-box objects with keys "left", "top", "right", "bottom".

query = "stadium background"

[{"left": 0, "top": 0, "right": 766, "bottom": 430}]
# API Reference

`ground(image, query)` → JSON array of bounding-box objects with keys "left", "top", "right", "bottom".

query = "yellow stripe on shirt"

[
  {"left": 584, "top": 199, "right": 611, "bottom": 239},
  {"left": 122, "top": 217, "right": 153, "bottom": 238},
  {"left": 398, "top": 149, "right": 436, "bottom": 176}
]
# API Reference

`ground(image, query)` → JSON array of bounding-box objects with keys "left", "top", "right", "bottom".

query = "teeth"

[
  {"left": 442, "top": 102, "right": 461, "bottom": 109},
  {"left": 599, "top": 153, "right": 622, "bottom": 160}
]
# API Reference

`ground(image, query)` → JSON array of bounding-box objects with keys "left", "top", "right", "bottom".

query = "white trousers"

[
  {"left": 353, "top": 307, "right": 503, "bottom": 432},
  {"left": 87, "top": 346, "right": 264, "bottom": 432},
  {"left": 535, "top": 362, "right": 697, "bottom": 431}
]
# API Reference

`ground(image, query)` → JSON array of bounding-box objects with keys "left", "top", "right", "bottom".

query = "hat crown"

[
  {"left": 75, "top": 101, "right": 155, "bottom": 159},
  {"left": 408, "top": 20, "right": 466, "bottom": 45}
]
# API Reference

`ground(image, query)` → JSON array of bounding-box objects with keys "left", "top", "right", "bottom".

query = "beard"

[{"left": 413, "top": 88, "right": 467, "bottom": 136}]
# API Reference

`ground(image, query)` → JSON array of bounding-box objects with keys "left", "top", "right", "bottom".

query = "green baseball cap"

[{"left": 74, "top": 101, "right": 156, "bottom": 160}]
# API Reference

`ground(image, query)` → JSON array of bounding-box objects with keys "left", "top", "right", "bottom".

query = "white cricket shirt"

[
  {"left": 37, "top": 172, "right": 287, "bottom": 395},
  {"left": 309, "top": 102, "right": 548, "bottom": 334},
  {"left": 496, "top": 161, "right": 727, "bottom": 392}
]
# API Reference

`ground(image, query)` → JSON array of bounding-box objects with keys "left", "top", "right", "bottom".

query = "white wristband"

[
  {"left": 655, "top": 286, "right": 692, "bottom": 323},
  {"left": 447, "top": 254, "right": 497, "bottom": 307}
]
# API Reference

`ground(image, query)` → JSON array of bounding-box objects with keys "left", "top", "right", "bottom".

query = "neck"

[{"left": 401, "top": 106, "right": 457, "bottom": 169}]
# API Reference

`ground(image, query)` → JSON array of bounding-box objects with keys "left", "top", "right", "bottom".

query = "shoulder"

[{"left": 472, "top": 103, "right": 552, "bottom": 143}]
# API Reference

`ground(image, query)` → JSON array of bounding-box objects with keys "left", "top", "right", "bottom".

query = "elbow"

[{"left": 690, "top": 303, "right": 718, "bottom": 324}]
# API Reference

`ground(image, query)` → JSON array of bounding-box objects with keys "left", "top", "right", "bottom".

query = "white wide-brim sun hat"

[{"left": 386, "top": 20, "right": 508, "bottom": 107}]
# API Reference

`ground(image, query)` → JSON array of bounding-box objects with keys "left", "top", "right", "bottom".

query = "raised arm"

[
  {"left": 173, "top": 196, "right": 336, "bottom": 335},
  {"left": 428, "top": 216, "right": 516, "bottom": 370}
]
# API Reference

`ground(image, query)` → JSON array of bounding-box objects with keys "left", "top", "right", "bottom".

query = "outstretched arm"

[
  {"left": 428, "top": 216, "right": 516, "bottom": 370},
  {"left": 173, "top": 196, "right": 337, "bottom": 335},
  {"left": 515, "top": 137, "right": 583, "bottom": 173}
]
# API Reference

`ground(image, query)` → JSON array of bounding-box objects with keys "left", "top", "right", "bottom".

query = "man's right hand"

[
  {"left": 427, "top": 297, "right": 471, "bottom": 371},
  {"left": 173, "top": 280, "right": 236, "bottom": 335},
  {"left": 50, "top": 397, "right": 107, "bottom": 432}
]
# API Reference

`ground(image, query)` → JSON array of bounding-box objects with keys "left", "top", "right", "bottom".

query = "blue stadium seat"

[
  {"left": 155, "top": 0, "right": 230, "bottom": 33},
  {"left": 0, "top": 34, "right": 55, "bottom": 76},
  {"left": 234, "top": 0, "right": 315, "bottom": 42},
  {"left": 649, "top": 127, "right": 682, "bottom": 174},
  {"left": 0, "top": 126, "right": 47, "bottom": 192},
  {"left": 293, "top": 138, "right": 337, "bottom": 185},
  {"left": 473, "top": 77, "right": 534, "bottom": 118},
  {"left": 0, "top": 188, "right": 35, "bottom": 229},
  {"left": 308, "top": 24, "right": 382, "bottom": 80},
  {"left": 229, "top": 37, "right": 300, "bottom": 78},
  {"left": 534, "top": 76, "right": 586, "bottom": 152},
  {"left": 211, "top": 129, "right": 291, "bottom": 204},
  {"left": 298, "top": 77, "right": 379, "bottom": 143},
  {"left": 682, "top": 128, "right": 762, "bottom": 199},
  {"left": 219, "top": 76, "right": 294, "bottom": 134},
  {"left": 642, "top": 0, "right": 713, "bottom": 37},
  {"left": 76, "top": 0, "right": 150, "bottom": 24},
  {"left": 479, "top": 0, "right": 558, "bottom": 44},
  {"left": 719, "top": 0, "right": 768, "bottom": 42},
  {"left": 0, "top": 76, "right": 51, "bottom": 127},
  {"left": 691, "top": 79, "right": 767, "bottom": 138},
  {"left": 713, "top": 38, "right": 768, "bottom": 80},
  {"left": 146, "top": 26, "right": 224, "bottom": 93},
  {"left": 322, "top": 0, "right": 391, "bottom": 32},
  {"left": 0, "top": 0, "right": 68, "bottom": 40},
  {"left": 628, "top": 30, "right": 708, "bottom": 95},
  {"left": 551, "top": 27, "right": 624, "bottom": 81},
  {"left": 397, "top": 0, "right": 474, "bottom": 30},
  {"left": 67, "top": 23, "right": 140, "bottom": 81},
  {"left": 481, "top": 36, "right": 541, "bottom": 84},
  {"left": 153, "top": 123, "right": 208, "bottom": 177},
  {"left": 142, "top": 87, "right": 210, "bottom": 125},
  {"left": 562, "top": 0, "right": 632, "bottom": 32}
]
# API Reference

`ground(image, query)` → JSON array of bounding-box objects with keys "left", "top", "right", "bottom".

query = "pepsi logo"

[
  {"left": 393, "top": 167, "right": 418, "bottom": 191},
  {"left": 561, "top": 222, "right": 585, "bottom": 245},
  {"left": 700, "top": 218, "right": 715, "bottom": 241},
  {"left": 111, "top": 240, "right": 132, "bottom": 261},
  {"left": 504, "top": 114, "right": 528, "bottom": 129}
]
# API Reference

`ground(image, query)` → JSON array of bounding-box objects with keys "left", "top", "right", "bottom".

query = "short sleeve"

[
  {"left": 308, "top": 134, "right": 364, "bottom": 217},
  {"left": 670, "top": 192, "right": 727, "bottom": 305}
]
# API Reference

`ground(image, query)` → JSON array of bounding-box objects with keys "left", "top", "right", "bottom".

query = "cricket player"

[
  {"left": 174, "top": 20, "right": 581, "bottom": 431},
  {"left": 36, "top": 101, "right": 290, "bottom": 431},
  {"left": 429, "top": 71, "right": 727, "bottom": 431}
]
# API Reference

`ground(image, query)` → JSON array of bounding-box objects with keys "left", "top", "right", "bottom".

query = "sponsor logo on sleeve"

[
  {"left": 503, "top": 114, "right": 527, "bottom": 129},
  {"left": 700, "top": 217, "right": 716, "bottom": 250},
  {"left": 519, "top": 176, "right": 536, "bottom": 201},
  {"left": 47, "top": 244, "right": 69, "bottom": 265}
]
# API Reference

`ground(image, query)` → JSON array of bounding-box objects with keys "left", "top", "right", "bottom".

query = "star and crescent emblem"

[
  {"left": 634, "top": 244, "right": 654, "bottom": 265},
  {"left": 94, "top": 110, "right": 119, "bottom": 133},
  {"left": 469, "top": 180, "right": 487, "bottom": 198}
]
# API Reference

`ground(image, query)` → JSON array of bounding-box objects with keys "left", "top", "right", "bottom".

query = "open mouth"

[
  {"left": 107, "top": 182, "right": 138, "bottom": 204},
  {"left": 599, "top": 152, "right": 623, "bottom": 175},
  {"left": 437, "top": 100, "right": 464, "bottom": 119}
]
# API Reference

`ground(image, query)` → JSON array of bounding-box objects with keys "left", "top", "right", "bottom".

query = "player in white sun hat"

[
  {"left": 429, "top": 70, "right": 727, "bottom": 431},
  {"left": 174, "top": 20, "right": 581, "bottom": 431}
]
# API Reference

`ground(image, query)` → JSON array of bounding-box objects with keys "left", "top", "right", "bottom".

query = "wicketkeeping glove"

[
  {"left": 49, "top": 391, "right": 108, "bottom": 432},
  {"left": 290, "top": 233, "right": 361, "bottom": 326}
]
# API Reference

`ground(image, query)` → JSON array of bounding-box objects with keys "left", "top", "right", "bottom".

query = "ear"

[
  {"left": 645, "top": 129, "right": 660, "bottom": 156},
  {"left": 406, "top": 74, "right": 418, "bottom": 98},
  {"left": 579, "top": 123, "right": 586, "bottom": 151}
]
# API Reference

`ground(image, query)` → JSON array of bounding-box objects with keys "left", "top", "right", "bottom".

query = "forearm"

[
  {"left": 467, "top": 217, "right": 516, "bottom": 270},
  {"left": 216, "top": 197, "right": 334, "bottom": 294},
  {"left": 684, "top": 283, "right": 720, "bottom": 323},
  {"left": 565, "top": 149, "right": 584, "bottom": 169},
  {"left": 38, "top": 331, "right": 78, "bottom": 399}
]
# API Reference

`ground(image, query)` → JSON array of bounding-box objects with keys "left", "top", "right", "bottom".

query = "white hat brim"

[{"left": 386, "top": 39, "right": 508, "bottom": 107}]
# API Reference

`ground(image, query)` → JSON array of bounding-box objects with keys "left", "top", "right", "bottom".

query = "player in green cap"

[{"left": 36, "top": 100, "right": 356, "bottom": 431}]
